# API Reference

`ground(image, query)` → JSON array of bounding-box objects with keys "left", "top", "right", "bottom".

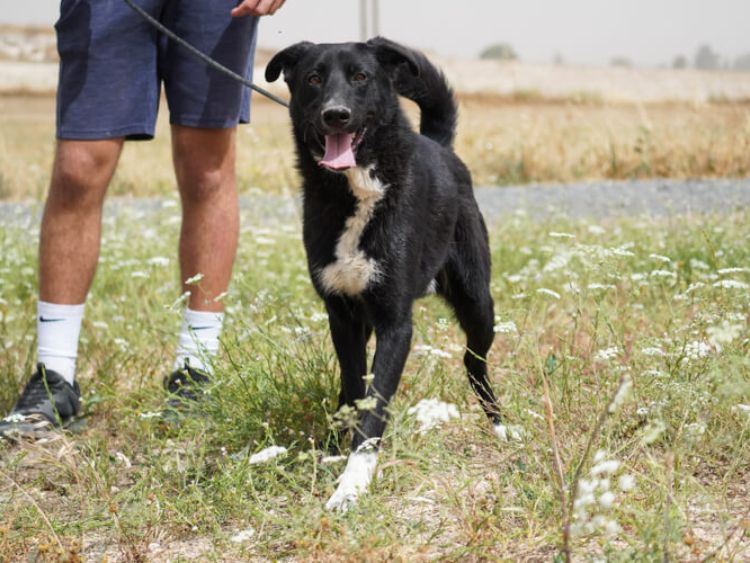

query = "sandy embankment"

[{"left": 4, "top": 57, "right": 750, "bottom": 103}]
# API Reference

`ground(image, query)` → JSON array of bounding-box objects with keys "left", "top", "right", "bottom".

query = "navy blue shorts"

[{"left": 55, "top": 0, "right": 259, "bottom": 140}]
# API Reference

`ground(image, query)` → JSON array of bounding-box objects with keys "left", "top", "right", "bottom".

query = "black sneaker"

[
  {"left": 0, "top": 363, "right": 81, "bottom": 441},
  {"left": 163, "top": 362, "right": 210, "bottom": 411}
]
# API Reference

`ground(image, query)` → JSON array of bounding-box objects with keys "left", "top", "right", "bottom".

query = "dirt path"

[{"left": 2, "top": 178, "right": 750, "bottom": 228}]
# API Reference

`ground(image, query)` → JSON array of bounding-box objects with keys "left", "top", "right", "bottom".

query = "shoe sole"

[{"left": 0, "top": 417, "right": 86, "bottom": 443}]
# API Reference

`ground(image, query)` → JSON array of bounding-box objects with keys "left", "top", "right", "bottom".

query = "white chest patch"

[{"left": 318, "top": 166, "right": 388, "bottom": 296}]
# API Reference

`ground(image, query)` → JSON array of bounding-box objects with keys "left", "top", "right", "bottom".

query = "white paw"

[
  {"left": 494, "top": 423, "right": 523, "bottom": 442},
  {"left": 325, "top": 450, "right": 378, "bottom": 512}
]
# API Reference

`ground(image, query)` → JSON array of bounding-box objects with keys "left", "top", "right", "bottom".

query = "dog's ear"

[
  {"left": 265, "top": 42, "right": 315, "bottom": 83},
  {"left": 367, "top": 36, "right": 420, "bottom": 77}
]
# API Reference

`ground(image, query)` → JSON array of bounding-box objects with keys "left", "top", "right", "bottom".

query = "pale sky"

[{"left": 3, "top": 0, "right": 749, "bottom": 66}]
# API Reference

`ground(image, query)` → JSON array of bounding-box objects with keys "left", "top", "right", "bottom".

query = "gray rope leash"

[{"left": 123, "top": 0, "right": 289, "bottom": 108}]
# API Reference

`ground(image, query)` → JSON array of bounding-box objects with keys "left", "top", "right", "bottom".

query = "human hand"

[{"left": 231, "top": 0, "right": 286, "bottom": 17}]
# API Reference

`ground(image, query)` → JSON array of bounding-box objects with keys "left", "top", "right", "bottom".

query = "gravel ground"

[{"left": 2, "top": 178, "right": 750, "bottom": 229}]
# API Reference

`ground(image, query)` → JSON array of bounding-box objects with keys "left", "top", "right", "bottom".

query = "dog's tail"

[{"left": 393, "top": 48, "right": 458, "bottom": 148}]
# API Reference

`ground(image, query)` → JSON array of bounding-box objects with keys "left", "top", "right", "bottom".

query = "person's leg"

[
  {"left": 170, "top": 126, "right": 238, "bottom": 373},
  {"left": 35, "top": 139, "right": 123, "bottom": 384},
  {"left": 40, "top": 139, "right": 123, "bottom": 305},
  {"left": 161, "top": 1, "right": 257, "bottom": 382},
  {"left": 0, "top": 140, "right": 122, "bottom": 439}
]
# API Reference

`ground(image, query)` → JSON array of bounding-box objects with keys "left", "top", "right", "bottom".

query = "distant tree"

[
  {"left": 733, "top": 53, "right": 750, "bottom": 71},
  {"left": 553, "top": 52, "right": 565, "bottom": 66},
  {"left": 610, "top": 56, "right": 632, "bottom": 68},
  {"left": 479, "top": 43, "right": 518, "bottom": 61},
  {"left": 672, "top": 55, "right": 688, "bottom": 69},
  {"left": 694, "top": 44, "right": 720, "bottom": 70}
]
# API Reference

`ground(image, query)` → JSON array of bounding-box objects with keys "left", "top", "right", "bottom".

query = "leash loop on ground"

[{"left": 123, "top": 0, "right": 289, "bottom": 108}]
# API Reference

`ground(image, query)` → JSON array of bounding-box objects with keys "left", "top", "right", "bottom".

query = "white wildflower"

[
  {"left": 130, "top": 271, "right": 149, "bottom": 279},
  {"left": 321, "top": 455, "right": 347, "bottom": 464},
  {"left": 493, "top": 321, "right": 518, "bottom": 334},
  {"left": 354, "top": 397, "right": 377, "bottom": 411},
  {"left": 641, "top": 346, "right": 665, "bottom": 357},
  {"left": 641, "top": 419, "right": 666, "bottom": 445},
  {"left": 587, "top": 283, "right": 615, "bottom": 291},
  {"left": 650, "top": 269, "right": 676, "bottom": 279},
  {"left": 230, "top": 528, "right": 256, "bottom": 543},
  {"left": 731, "top": 404, "right": 750, "bottom": 418},
  {"left": 184, "top": 273, "right": 205, "bottom": 285},
  {"left": 413, "top": 344, "right": 452, "bottom": 359},
  {"left": 685, "top": 282, "right": 705, "bottom": 294},
  {"left": 536, "top": 288, "right": 561, "bottom": 299},
  {"left": 611, "top": 246, "right": 635, "bottom": 258},
  {"left": 494, "top": 424, "right": 523, "bottom": 442},
  {"left": 591, "top": 460, "right": 621, "bottom": 476},
  {"left": 549, "top": 231, "right": 575, "bottom": 239},
  {"left": 649, "top": 253, "right": 672, "bottom": 263},
  {"left": 685, "top": 422, "right": 706, "bottom": 439},
  {"left": 248, "top": 446, "right": 287, "bottom": 465},
  {"left": 594, "top": 347, "right": 620, "bottom": 362},
  {"left": 587, "top": 225, "right": 606, "bottom": 235},
  {"left": 139, "top": 411, "right": 162, "bottom": 419},
  {"left": 707, "top": 321, "right": 743, "bottom": 349},
  {"left": 147, "top": 256, "right": 170, "bottom": 267},
  {"left": 543, "top": 251, "right": 574, "bottom": 272},
  {"left": 689, "top": 258, "right": 710, "bottom": 270},
  {"left": 713, "top": 279, "right": 749, "bottom": 289},
  {"left": 598, "top": 491, "right": 616, "bottom": 509},
  {"left": 684, "top": 340, "right": 711, "bottom": 361},
  {"left": 114, "top": 451, "right": 132, "bottom": 468},
  {"left": 605, "top": 519, "right": 621, "bottom": 535},
  {"left": 618, "top": 474, "right": 636, "bottom": 492},
  {"left": 608, "top": 375, "right": 632, "bottom": 413},
  {"left": 407, "top": 399, "right": 460, "bottom": 432},
  {"left": 717, "top": 267, "right": 750, "bottom": 275}
]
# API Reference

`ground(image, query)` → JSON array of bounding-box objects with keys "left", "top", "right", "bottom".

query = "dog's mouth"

[{"left": 317, "top": 128, "right": 366, "bottom": 172}]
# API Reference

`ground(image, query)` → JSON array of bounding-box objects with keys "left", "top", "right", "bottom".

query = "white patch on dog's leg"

[
  {"left": 425, "top": 279, "right": 438, "bottom": 294},
  {"left": 325, "top": 450, "right": 378, "bottom": 512},
  {"left": 494, "top": 423, "right": 523, "bottom": 442}
]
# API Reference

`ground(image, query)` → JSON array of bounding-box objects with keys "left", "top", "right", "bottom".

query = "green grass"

[{"left": 0, "top": 202, "right": 749, "bottom": 560}]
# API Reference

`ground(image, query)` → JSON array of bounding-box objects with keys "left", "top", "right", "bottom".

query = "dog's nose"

[{"left": 322, "top": 106, "right": 352, "bottom": 127}]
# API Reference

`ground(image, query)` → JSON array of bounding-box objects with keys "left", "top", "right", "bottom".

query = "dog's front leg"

[
  {"left": 325, "top": 297, "right": 371, "bottom": 451},
  {"left": 325, "top": 318, "right": 413, "bottom": 511}
]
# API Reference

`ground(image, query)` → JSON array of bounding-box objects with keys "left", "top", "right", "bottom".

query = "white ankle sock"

[
  {"left": 174, "top": 308, "right": 224, "bottom": 374},
  {"left": 37, "top": 301, "right": 85, "bottom": 385}
]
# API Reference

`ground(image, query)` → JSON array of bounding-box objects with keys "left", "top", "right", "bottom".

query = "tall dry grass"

[{"left": 0, "top": 94, "right": 748, "bottom": 201}]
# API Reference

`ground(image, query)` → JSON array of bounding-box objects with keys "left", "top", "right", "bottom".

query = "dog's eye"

[
  {"left": 307, "top": 73, "right": 322, "bottom": 86},
  {"left": 352, "top": 72, "right": 367, "bottom": 83}
]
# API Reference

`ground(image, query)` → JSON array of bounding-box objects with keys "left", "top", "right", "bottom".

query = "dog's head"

[{"left": 265, "top": 37, "right": 419, "bottom": 172}]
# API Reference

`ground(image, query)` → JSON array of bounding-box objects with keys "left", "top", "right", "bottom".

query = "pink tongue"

[{"left": 320, "top": 133, "right": 356, "bottom": 170}]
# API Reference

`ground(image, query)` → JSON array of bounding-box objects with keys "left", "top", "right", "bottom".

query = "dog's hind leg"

[{"left": 438, "top": 213, "right": 517, "bottom": 441}]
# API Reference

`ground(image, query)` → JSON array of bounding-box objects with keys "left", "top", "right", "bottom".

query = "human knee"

[
  {"left": 178, "top": 164, "right": 235, "bottom": 206},
  {"left": 51, "top": 143, "right": 117, "bottom": 209}
]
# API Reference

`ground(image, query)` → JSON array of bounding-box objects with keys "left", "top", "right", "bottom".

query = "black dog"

[{"left": 266, "top": 37, "right": 510, "bottom": 511}]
